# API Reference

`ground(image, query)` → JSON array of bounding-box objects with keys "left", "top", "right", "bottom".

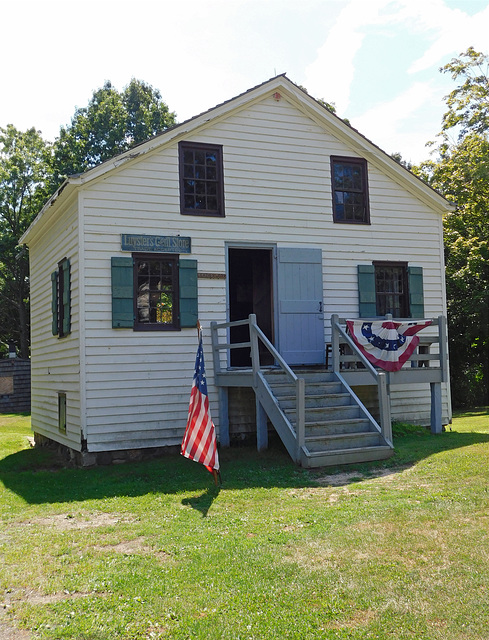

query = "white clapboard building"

[{"left": 21, "top": 76, "right": 453, "bottom": 467}]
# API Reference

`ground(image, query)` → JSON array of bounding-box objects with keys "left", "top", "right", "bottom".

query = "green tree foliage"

[
  {"left": 439, "top": 47, "right": 489, "bottom": 139},
  {"left": 0, "top": 79, "right": 176, "bottom": 357},
  {"left": 50, "top": 78, "right": 176, "bottom": 189},
  {"left": 415, "top": 48, "right": 489, "bottom": 407},
  {"left": 0, "top": 125, "right": 50, "bottom": 357}
]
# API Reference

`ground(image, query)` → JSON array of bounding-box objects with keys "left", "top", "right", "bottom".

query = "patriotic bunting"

[
  {"left": 346, "top": 319, "right": 432, "bottom": 372},
  {"left": 181, "top": 330, "right": 220, "bottom": 479}
]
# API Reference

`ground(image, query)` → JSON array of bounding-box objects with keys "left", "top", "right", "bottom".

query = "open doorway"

[{"left": 228, "top": 247, "right": 274, "bottom": 367}]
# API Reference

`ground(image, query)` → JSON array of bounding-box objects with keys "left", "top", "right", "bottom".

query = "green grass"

[{"left": 1, "top": 408, "right": 489, "bottom": 639}]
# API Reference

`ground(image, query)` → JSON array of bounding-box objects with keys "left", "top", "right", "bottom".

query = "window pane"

[
  {"left": 195, "top": 151, "right": 205, "bottom": 165},
  {"left": 207, "top": 196, "right": 218, "bottom": 210},
  {"left": 183, "top": 164, "right": 194, "bottom": 178},
  {"left": 195, "top": 195, "right": 205, "bottom": 208},
  {"left": 184, "top": 179, "right": 195, "bottom": 193}
]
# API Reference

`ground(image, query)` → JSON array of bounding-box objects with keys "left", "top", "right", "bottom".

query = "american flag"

[{"left": 181, "top": 333, "right": 220, "bottom": 476}]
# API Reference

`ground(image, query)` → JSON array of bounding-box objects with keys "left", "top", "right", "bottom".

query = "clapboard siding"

[
  {"left": 29, "top": 196, "right": 82, "bottom": 450},
  {"left": 23, "top": 81, "right": 451, "bottom": 456}
]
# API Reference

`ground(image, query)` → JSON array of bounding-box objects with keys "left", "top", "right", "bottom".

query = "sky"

[{"left": 1, "top": 0, "right": 488, "bottom": 164}]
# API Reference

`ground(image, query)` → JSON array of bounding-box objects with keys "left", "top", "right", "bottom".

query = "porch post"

[
  {"left": 331, "top": 314, "right": 340, "bottom": 373},
  {"left": 256, "top": 399, "right": 268, "bottom": 451},
  {"left": 430, "top": 382, "right": 443, "bottom": 434},
  {"left": 378, "top": 372, "right": 392, "bottom": 444},
  {"left": 218, "top": 387, "right": 230, "bottom": 447}
]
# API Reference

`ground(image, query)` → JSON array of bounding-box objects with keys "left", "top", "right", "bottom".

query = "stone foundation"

[{"left": 33, "top": 432, "right": 180, "bottom": 468}]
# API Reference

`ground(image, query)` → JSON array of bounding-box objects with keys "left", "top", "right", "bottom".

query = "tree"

[
  {"left": 439, "top": 46, "right": 489, "bottom": 140},
  {"left": 50, "top": 78, "right": 177, "bottom": 189},
  {"left": 415, "top": 48, "right": 489, "bottom": 407},
  {"left": 0, "top": 125, "right": 50, "bottom": 358}
]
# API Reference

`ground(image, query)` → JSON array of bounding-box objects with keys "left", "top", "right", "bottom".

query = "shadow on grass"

[
  {"left": 182, "top": 485, "right": 221, "bottom": 517},
  {"left": 0, "top": 429, "right": 488, "bottom": 505}
]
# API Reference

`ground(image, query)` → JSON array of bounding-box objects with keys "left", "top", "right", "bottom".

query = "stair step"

[
  {"left": 301, "top": 445, "right": 394, "bottom": 468},
  {"left": 304, "top": 418, "right": 373, "bottom": 436},
  {"left": 267, "top": 381, "right": 344, "bottom": 397},
  {"left": 278, "top": 393, "right": 352, "bottom": 409},
  {"left": 305, "top": 431, "right": 383, "bottom": 452},
  {"left": 286, "top": 404, "right": 362, "bottom": 422}
]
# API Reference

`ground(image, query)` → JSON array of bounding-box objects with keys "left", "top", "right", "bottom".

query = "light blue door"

[{"left": 277, "top": 248, "right": 324, "bottom": 365}]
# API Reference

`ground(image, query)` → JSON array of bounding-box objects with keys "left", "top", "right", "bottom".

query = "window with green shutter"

[
  {"left": 111, "top": 254, "right": 198, "bottom": 330},
  {"left": 358, "top": 262, "right": 425, "bottom": 318},
  {"left": 51, "top": 258, "right": 71, "bottom": 337}
]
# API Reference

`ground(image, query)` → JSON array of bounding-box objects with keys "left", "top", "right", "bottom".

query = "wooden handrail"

[
  {"left": 210, "top": 314, "right": 306, "bottom": 460},
  {"left": 331, "top": 314, "right": 392, "bottom": 443}
]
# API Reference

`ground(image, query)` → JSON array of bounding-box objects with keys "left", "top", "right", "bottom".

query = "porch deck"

[{"left": 210, "top": 315, "right": 448, "bottom": 468}]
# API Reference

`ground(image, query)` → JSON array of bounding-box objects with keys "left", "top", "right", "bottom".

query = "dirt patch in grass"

[
  {"left": 323, "top": 609, "right": 377, "bottom": 630},
  {"left": 93, "top": 536, "right": 173, "bottom": 563},
  {"left": 21, "top": 512, "right": 131, "bottom": 530},
  {"left": 0, "top": 590, "right": 96, "bottom": 640},
  {"left": 0, "top": 619, "right": 31, "bottom": 640},
  {"left": 314, "top": 466, "right": 412, "bottom": 486}
]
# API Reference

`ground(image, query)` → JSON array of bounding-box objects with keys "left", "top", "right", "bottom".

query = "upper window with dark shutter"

[
  {"left": 331, "top": 156, "right": 370, "bottom": 224},
  {"left": 179, "top": 142, "right": 225, "bottom": 217}
]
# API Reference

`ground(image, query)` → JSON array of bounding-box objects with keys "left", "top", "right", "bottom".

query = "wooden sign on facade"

[{"left": 121, "top": 234, "right": 191, "bottom": 253}]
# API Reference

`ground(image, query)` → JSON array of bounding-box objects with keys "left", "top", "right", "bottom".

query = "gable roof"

[{"left": 21, "top": 75, "right": 454, "bottom": 244}]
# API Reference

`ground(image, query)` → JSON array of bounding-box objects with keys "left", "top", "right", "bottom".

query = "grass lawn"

[{"left": 0, "top": 409, "right": 488, "bottom": 639}]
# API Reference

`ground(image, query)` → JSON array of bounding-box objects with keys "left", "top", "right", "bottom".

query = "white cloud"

[
  {"left": 351, "top": 82, "right": 439, "bottom": 162},
  {"left": 403, "top": 0, "right": 489, "bottom": 72},
  {"left": 305, "top": 0, "right": 489, "bottom": 162},
  {"left": 304, "top": 0, "right": 394, "bottom": 112}
]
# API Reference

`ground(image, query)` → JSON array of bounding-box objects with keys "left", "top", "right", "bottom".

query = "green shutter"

[
  {"left": 358, "top": 264, "right": 377, "bottom": 317},
  {"left": 111, "top": 257, "right": 134, "bottom": 328},
  {"left": 51, "top": 270, "right": 58, "bottom": 335},
  {"left": 408, "top": 266, "right": 425, "bottom": 318},
  {"left": 179, "top": 259, "right": 198, "bottom": 328},
  {"left": 61, "top": 259, "right": 71, "bottom": 336}
]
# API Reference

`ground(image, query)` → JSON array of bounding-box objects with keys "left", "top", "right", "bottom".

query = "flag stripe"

[{"left": 181, "top": 334, "right": 219, "bottom": 472}]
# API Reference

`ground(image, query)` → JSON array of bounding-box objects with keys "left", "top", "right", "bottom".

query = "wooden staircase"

[{"left": 263, "top": 369, "right": 394, "bottom": 468}]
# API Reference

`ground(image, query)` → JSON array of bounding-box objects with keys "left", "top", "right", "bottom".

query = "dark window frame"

[
  {"left": 373, "top": 261, "right": 409, "bottom": 318},
  {"left": 133, "top": 253, "right": 180, "bottom": 332},
  {"left": 331, "top": 156, "right": 370, "bottom": 224},
  {"left": 58, "top": 392, "right": 67, "bottom": 433},
  {"left": 178, "top": 141, "right": 225, "bottom": 217}
]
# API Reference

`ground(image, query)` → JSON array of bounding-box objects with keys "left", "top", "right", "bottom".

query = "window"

[
  {"left": 51, "top": 258, "right": 71, "bottom": 337},
  {"left": 374, "top": 262, "right": 409, "bottom": 317},
  {"left": 331, "top": 156, "right": 370, "bottom": 224},
  {"left": 111, "top": 255, "right": 198, "bottom": 330},
  {"left": 179, "top": 142, "right": 224, "bottom": 217},
  {"left": 134, "top": 254, "right": 179, "bottom": 330},
  {"left": 357, "top": 263, "right": 425, "bottom": 318}
]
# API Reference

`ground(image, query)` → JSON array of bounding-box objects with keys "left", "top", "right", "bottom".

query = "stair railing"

[
  {"left": 248, "top": 314, "right": 306, "bottom": 460},
  {"left": 210, "top": 314, "right": 305, "bottom": 461},
  {"left": 331, "top": 314, "right": 392, "bottom": 445}
]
